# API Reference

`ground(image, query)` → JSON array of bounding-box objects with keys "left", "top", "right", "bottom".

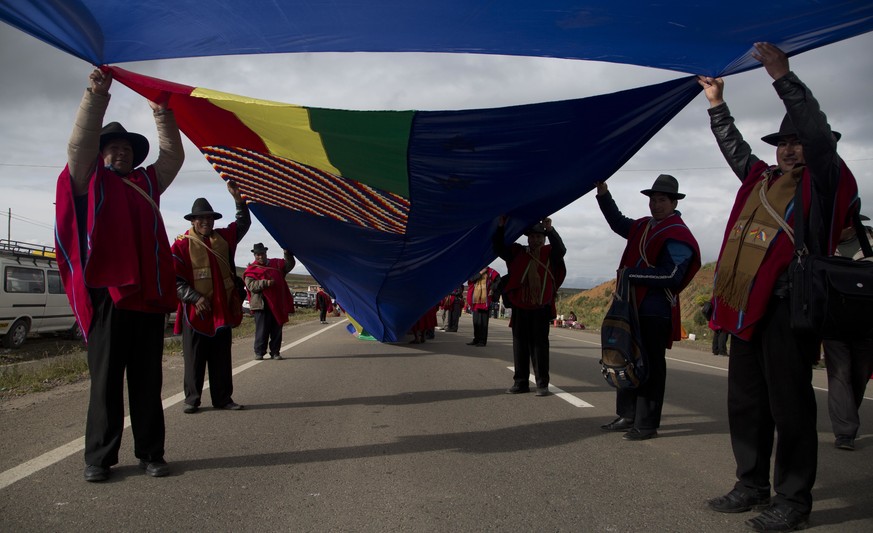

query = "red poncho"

[
  {"left": 55, "top": 164, "right": 176, "bottom": 340},
  {"left": 243, "top": 258, "right": 295, "bottom": 324}
]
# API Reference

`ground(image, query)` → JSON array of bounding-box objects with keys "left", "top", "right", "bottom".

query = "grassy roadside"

[{"left": 0, "top": 307, "right": 323, "bottom": 399}]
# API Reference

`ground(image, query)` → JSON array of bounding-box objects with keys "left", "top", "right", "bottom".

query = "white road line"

[
  {"left": 0, "top": 320, "right": 345, "bottom": 491},
  {"left": 279, "top": 320, "right": 348, "bottom": 354},
  {"left": 506, "top": 366, "right": 594, "bottom": 408}
]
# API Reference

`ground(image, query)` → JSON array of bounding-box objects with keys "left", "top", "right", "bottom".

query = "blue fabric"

[
  {"left": 1, "top": 1, "right": 871, "bottom": 76},
  {"left": 242, "top": 77, "right": 700, "bottom": 341},
  {"left": 4, "top": 2, "right": 872, "bottom": 341}
]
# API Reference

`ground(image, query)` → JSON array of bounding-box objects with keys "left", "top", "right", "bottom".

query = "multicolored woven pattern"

[{"left": 203, "top": 146, "right": 410, "bottom": 235}]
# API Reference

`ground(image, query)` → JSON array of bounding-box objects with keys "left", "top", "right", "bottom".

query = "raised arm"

[
  {"left": 756, "top": 43, "right": 841, "bottom": 198},
  {"left": 492, "top": 215, "right": 513, "bottom": 262},
  {"left": 594, "top": 181, "right": 635, "bottom": 239},
  {"left": 228, "top": 180, "right": 252, "bottom": 241},
  {"left": 282, "top": 250, "right": 296, "bottom": 274},
  {"left": 67, "top": 69, "right": 111, "bottom": 195},
  {"left": 697, "top": 76, "right": 759, "bottom": 181},
  {"left": 542, "top": 217, "right": 566, "bottom": 261},
  {"left": 150, "top": 97, "right": 184, "bottom": 194}
]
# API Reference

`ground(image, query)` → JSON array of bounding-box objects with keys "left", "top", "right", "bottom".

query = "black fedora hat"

[
  {"left": 761, "top": 114, "right": 841, "bottom": 146},
  {"left": 99, "top": 122, "right": 150, "bottom": 168},
  {"left": 524, "top": 223, "right": 548, "bottom": 236},
  {"left": 251, "top": 242, "right": 269, "bottom": 254},
  {"left": 184, "top": 198, "right": 223, "bottom": 221},
  {"left": 640, "top": 174, "right": 685, "bottom": 200}
]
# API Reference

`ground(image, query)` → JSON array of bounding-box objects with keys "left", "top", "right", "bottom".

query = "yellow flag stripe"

[{"left": 191, "top": 87, "right": 340, "bottom": 176}]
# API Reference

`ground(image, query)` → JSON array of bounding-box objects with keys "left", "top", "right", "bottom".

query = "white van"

[{"left": 0, "top": 240, "right": 80, "bottom": 349}]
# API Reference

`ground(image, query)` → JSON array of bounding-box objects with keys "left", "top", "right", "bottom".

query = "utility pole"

[{"left": 6, "top": 208, "right": 9, "bottom": 241}]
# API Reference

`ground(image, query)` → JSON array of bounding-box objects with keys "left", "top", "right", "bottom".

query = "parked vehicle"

[
  {"left": 293, "top": 291, "right": 312, "bottom": 308},
  {"left": 0, "top": 240, "right": 80, "bottom": 349}
]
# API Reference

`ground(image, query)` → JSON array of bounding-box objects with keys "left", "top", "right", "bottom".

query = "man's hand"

[
  {"left": 227, "top": 180, "right": 243, "bottom": 202},
  {"left": 696, "top": 76, "right": 725, "bottom": 107},
  {"left": 751, "top": 42, "right": 790, "bottom": 81},
  {"left": 594, "top": 181, "right": 608, "bottom": 196},
  {"left": 194, "top": 296, "right": 212, "bottom": 313},
  {"left": 542, "top": 217, "right": 552, "bottom": 231},
  {"left": 89, "top": 68, "right": 111, "bottom": 96},
  {"left": 148, "top": 98, "right": 168, "bottom": 114}
]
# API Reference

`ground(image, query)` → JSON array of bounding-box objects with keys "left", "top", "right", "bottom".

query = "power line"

[{"left": 2, "top": 209, "right": 55, "bottom": 231}]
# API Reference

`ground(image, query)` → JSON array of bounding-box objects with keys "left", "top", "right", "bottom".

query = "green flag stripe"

[{"left": 308, "top": 108, "right": 413, "bottom": 198}]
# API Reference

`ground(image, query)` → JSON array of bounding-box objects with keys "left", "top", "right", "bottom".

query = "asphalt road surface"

[{"left": 1, "top": 316, "right": 871, "bottom": 532}]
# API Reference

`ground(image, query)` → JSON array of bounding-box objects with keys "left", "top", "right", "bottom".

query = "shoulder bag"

[
  {"left": 599, "top": 270, "right": 648, "bottom": 389},
  {"left": 783, "top": 182, "right": 873, "bottom": 339}
]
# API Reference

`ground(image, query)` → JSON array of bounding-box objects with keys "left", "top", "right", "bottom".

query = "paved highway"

[{"left": 1, "top": 316, "right": 871, "bottom": 532}]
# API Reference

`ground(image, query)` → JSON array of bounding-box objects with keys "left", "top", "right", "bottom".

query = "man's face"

[
  {"left": 101, "top": 138, "right": 134, "bottom": 175},
  {"left": 192, "top": 215, "right": 215, "bottom": 238},
  {"left": 253, "top": 252, "right": 267, "bottom": 265},
  {"left": 648, "top": 192, "right": 678, "bottom": 221},
  {"left": 776, "top": 136, "right": 805, "bottom": 174},
  {"left": 527, "top": 232, "right": 545, "bottom": 249}
]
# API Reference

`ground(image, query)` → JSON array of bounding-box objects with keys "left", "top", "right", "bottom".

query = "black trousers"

[
  {"left": 615, "top": 315, "right": 671, "bottom": 430},
  {"left": 472, "top": 310, "right": 490, "bottom": 345},
  {"left": 85, "top": 289, "right": 166, "bottom": 467},
  {"left": 712, "top": 329, "right": 729, "bottom": 355},
  {"left": 182, "top": 325, "right": 234, "bottom": 408},
  {"left": 253, "top": 309, "right": 283, "bottom": 356},
  {"left": 822, "top": 337, "right": 873, "bottom": 439},
  {"left": 728, "top": 297, "right": 819, "bottom": 513},
  {"left": 319, "top": 308, "right": 328, "bottom": 322},
  {"left": 446, "top": 304, "right": 461, "bottom": 332},
  {"left": 510, "top": 306, "right": 551, "bottom": 389}
]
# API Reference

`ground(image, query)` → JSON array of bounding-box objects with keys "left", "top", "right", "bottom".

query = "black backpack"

[{"left": 599, "top": 271, "right": 648, "bottom": 389}]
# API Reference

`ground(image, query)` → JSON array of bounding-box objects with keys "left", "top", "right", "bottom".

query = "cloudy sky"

[{"left": 1, "top": 24, "right": 870, "bottom": 288}]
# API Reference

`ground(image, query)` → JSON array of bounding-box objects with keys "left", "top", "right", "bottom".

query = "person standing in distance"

[
  {"left": 466, "top": 266, "right": 501, "bottom": 347},
  {"left": 493, "top": 217, "right": 566, "bottom": 397},
  {"left": 244, "top": 243, "right": 296, "bottom": 361}
]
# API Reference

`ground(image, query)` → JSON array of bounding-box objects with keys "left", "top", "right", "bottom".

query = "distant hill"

[{"left": 556, "top": 262, "right": 716, "bottom": 337}]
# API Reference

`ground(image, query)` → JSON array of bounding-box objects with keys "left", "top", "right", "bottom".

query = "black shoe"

[
  {"left": 83, "top": 465, "right": 110, "bottom": 482},
  {"left": 623, "top": 428, "right": 657, "bottom": 441},
  {"left": 535, "top": 387, "right": 550, "bottom": 397},
  {"left": 466, "top": 341, "right": 478, "bottom": 345},
  {"left": 744, "top": 503, "right": 809, "bottom": 532},
  {"left": 271, "top": 354, "right": 283, "bottom": 360},
  {"left": 708, "top": 488, "right": 771, "bottom": 513},
  {"left": 835, "top": 435, "right": 855, "bottom": 451},
  {"left": 505, "top": 384, "right": 530, "bottom": 394},
  {"left": 218, "top": 401, "right": 244, "bottom": 410},
  {"left": 138, "top": 459, "right": 170, "bottom": 478},
  {"left": 475, "top": 343, "right": 486, "bottom": 347},
  {"left": 183, "top": 404, "right": 199, "bottom": 414},
  {"left": 600, "top": 417, "right": 634, "bottom": 432},
  {"left": 254, "top": 355, "right": 264, "bottom": 360}
]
